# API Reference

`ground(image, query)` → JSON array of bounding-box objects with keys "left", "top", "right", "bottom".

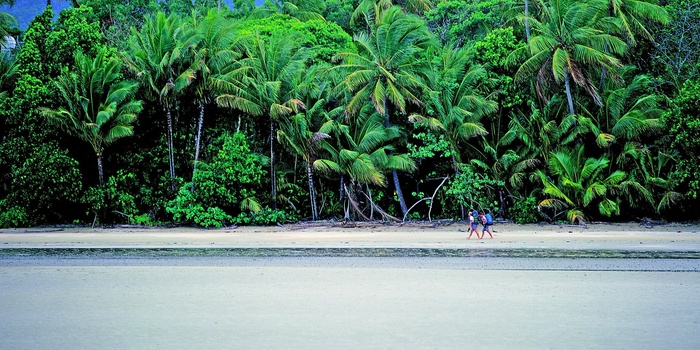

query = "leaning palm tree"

[
  {"left": 40, "top": 49, "right": 143, "bottom": 185},
  {"left": 334, "top": 5, "right": 433, "bottom": 216},
  {"left": 123, "top": 11, "right": 197, "bottom": 181},
  {"left": 508, "top": 0, "right": 628, "bottom": 115}
]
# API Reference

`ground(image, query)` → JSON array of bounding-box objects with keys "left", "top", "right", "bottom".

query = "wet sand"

[
  {"left": 1, "top": 223, "right": 699, "bottom": 349},
  {"left": 1, "top": 259, "right": 699, "bottom": 349}
]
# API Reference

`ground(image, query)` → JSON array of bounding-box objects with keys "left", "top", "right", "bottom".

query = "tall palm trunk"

[
  {"left": 307, "top": 164, "right": 318, "bottom": 221},
  {"left": 97, "top": 154, "right": 104, "bottom": 185},
  {"left": 192, "top": 101, "right": 205, "bottom": 188},
  {"left": 451, "top": 155, "right": 466, "bottom": 220},
  {"left": 564, "top": 69, "right": 575, "bottom": 115},
  {"left": 340, "top": 175, "right": 345, "bottom": 201},
  {"left": 164, "top": 104, "right": 176, "bottom": 180},
  {"left": 270, "top": 118, "right": 277, "bottom": 209},
  {"left": 383, "top": 101, "right": 408, "bottom": 217},
  {"left": 392, "top": 169, "right": 408, "bottom": 217},
  {"left": 525, "top": 0, "right": 531, "bottom": 43}
]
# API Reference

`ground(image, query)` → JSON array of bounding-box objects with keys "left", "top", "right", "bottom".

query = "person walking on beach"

[
  {"left": 468, "top": 209, "right": 480, "bottom": 239},
  {"left": 480, "top": 210, "right": 493, "bottom": 239}
]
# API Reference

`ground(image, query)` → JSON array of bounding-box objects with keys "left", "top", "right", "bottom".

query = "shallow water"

[{"left": 2, "top": 247, "right": 699, "bottom": 259}]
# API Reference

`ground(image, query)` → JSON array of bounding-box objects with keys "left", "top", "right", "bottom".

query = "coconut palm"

[
  {"left": 185, "top": 9, "right": 244, "bottom": 184},
  {"left": 123, "top": 11, "right": 197, "bottom": 181},
  {"left": 508, "top": 0, "right": 628, "bottom": 115},
  {"left": 410, "top": 45, "right": 496, "bottom": 172},
  {"left": 334, "top": 5, "right": 433, "bottom": 216},
  {"left": 40, "top": 49, "right": 143, "bottom": 185},
  {"left": 216, "top": 32, "right": 310, "bottom": 209},
  {"left": 601, "top": 73, "right": 664, "bottom": 142},
  {"left": 315, "top": 107, "right": 415, "bottom": 220},
  {"left": 277, "top": 112, "right": 329, "bottom": 221},
  {"left": 537, "top": 144, "right": 650, "bottom": 223},
  {"left": 597, "top": 0, "right": 669, "bottom": 46}
]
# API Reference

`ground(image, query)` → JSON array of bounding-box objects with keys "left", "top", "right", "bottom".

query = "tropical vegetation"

[{"left": 1, "top": 0, "right": 698, "bottom": 228}]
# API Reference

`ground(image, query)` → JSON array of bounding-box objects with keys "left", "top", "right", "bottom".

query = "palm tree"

[
  {"left": 216, "top": 32, "right": 310, "bottom": 209},
  {"left": 598, "top": 73, "right": 664, "bottom": 142},
  {"left": 334, "top": 5, "right": 432, "bottom": 216},
  {"left": 598, "top": 0, "right": 669, "bottom": 46},
  {"left": 537, "top": 144, "right": 649, "bottom": 223},
  {"left": 277, "top": 112, "right": 329, "bottom": 221},
  {"left": 508, "top": 0, "right": 628, "bottom": 115},
  {"left": 315, "top": 108, "right": 414, "bottom": 220},
  {"left": 40, "top": 49, "right": 143, "bottom": 185},
  {"left": 410, "top": 45, "right": 496, "bottom": 173},
  {"left": 123, "top": 11, "right": 197, "bottom": 181},
  {"left": 185, "top": 9, "right": 243, "bottom": 185}
]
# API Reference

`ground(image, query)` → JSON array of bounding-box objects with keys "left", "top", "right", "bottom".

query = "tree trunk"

[
  {"left": 452, "top": 157, "right": 465, "bottom": 220},
  {"left": 97, "top": 154, "right": 104, "bottom": 186},
  {"left": 164, "top": 104, "right": 176, "bottom": 180},
  {"left": 307, "top": 164, "right": 318, "bottom": 221},
  {"left": 191, "top": 101, "right": 205, "bottom": 190},
  {"left": 393, "top": 169, "right": 408, "bottom": 218},
  {"left": 384, "top": 99, "right": 408, "bottom": 218},
  {"left": 564, "top": 69, "right": 575, "bottom": 115},
  {"left": 270, "top": 118, "right": 277, "bottom": 209},
  {"left": 340, "top": 175, "right": 345, "bottom": 201},
  {"left": 525, "top": 0, "right": 531, "bottom": 43}
]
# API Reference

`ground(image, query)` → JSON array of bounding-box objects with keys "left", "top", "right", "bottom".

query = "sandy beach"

[
  {"left": 1, "top": 221, "right": 699, "bottom": 250},
  {"left": 1, "top": 222, "right": 699, "bottom": 349}
]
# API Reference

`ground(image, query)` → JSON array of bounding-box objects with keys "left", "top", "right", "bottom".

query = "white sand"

[{"left": 1, "top": 222, "right": 699, "bottom": 250}]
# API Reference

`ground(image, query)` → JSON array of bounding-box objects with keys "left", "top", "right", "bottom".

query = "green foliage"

[
  {"left": 426, "top": 0, "right": 512, "bottom": 46},
  {"left": 236, "top": 14, "right": 354, "bottom": 64},
  {"left": 665, "top": 78, "right": 700, "bottom": 199},
  {"left": 46, "top": 6, "right": 103, "bottom": 69},
  {"left": 82, "top": 170, "right": 142, "bottom": 225},
  {"left": 235, "top": 207, "right": 297, "bottom": 225},
  {"left": 0, "top": 202, "right": 27, "bottom": 228},
  {"left": 166, "top": 133, "right": 266, "bottom": 227},
  {"left": 0, "top": 143, "right": 83, "bottom": 227},
  {"left": 407, "top": 129, "right": 453, "bottom": 160},
  {"left": 652, "top": 0, "right": 700, "bottom": 90},
  {"left": 444, "top": 166, "right": 502, "bottom": 214},
  {"left": 1, "top": 0, "right": 698, "bottom": 226},
  {"left": 508, "top": 196, "right": 540, "bottom": 224},
  {"left": 79, "top": 0, "right": 160, "bottom": 51},
  {"left": 14, "top": 6, "right": 54, "bottom": 80}
]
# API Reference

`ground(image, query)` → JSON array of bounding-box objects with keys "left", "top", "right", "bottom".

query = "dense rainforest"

[{"left": 0, "top": 0, "right": 699, "bottom": 228}]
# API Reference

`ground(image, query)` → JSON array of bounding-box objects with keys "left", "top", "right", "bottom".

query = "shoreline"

[{"left": 1, "top": 222, "right": 699, "bottom": 252}]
